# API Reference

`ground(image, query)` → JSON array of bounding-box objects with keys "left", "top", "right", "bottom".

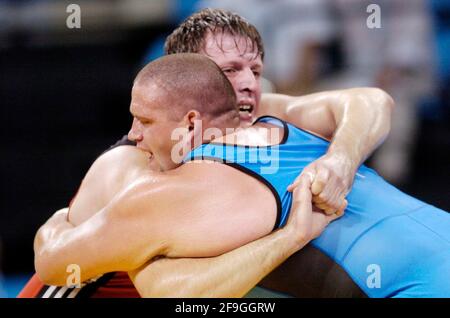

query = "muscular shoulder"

[
  {"left": 259, "top": 93, "right": 326, "bottom": 125},
  {"left": 149, "top": 162, "right": 278, "bottom": 257},
  {"left": 116, "top": 161, "right": 278, "bottom": 258},
  {"left": 260, "top": 92, "right": 335, "bottom": 139},
  {"left": 69, "top": 146, "right": 150, "bottom": 225},
  {"left": 91, "top": 146, "right": 150, "bottom": 184},
  {"left": 95, "top": 145, "right": 148, "bottom": 170},
  {"left": 259, "top": 93, "right": 295, "bottom": 119}
]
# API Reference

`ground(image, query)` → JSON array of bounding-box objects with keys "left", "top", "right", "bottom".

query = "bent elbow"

[
  {"left": 354, "top": 87, "right": 394, "bottom": 133},
  {"left": 370, "top": 88, "right": 394, "bottom": 135},
  {"left": 34, "top": 250, "right": 67, "bottom": 286},
  {"left": 370, "top": 87, "right": 395, "bottom": 113},
  {"left": 355, "top": 87, "right": 395, "bottom": 114}
]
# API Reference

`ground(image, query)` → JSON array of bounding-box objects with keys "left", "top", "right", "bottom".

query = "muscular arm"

[
  {"left": 130, "top": 176, "right": 341, "bottom": 298},
  {"left": 260, "top": 87, "right": 394, "bottom": 212},
  {"left": 34, "top": 182, "right": 168, "bottom": 285},
  {"left": 130, "top": 229, "right": 297, "bottom": 298},
  {"left": 34, "top": 162, "right": 276, "bottom": 286},
  {"left": 34, "top": 145, "right": 159, "bottom": 284},
  {"left": 260, "top": 87, "right": 393, "bottom": 162}
]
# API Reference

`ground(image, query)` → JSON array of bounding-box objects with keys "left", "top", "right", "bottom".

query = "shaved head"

[{"left": 134, "top": 53, "right": 237, "bottom": 120}]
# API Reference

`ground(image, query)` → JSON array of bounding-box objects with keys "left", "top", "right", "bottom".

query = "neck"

[{"left": 204, "top": 111, "right": 241, "bottom": 142}]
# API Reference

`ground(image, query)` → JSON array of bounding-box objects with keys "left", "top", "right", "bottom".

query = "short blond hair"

[{"left": 165, "top": 8, "right": 264, "bottom": 60}]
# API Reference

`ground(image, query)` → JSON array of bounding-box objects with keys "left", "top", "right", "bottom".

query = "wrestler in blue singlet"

[{"left": 184, "top": 116, "right": 450, "bottom": 298}]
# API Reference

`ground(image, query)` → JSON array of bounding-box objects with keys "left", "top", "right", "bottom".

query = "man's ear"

[
  {"left": 182, "top": 110, "right": 203, "bottom": 148},
  {"left": 183, "top": 110, "right": 201, "bottom": 131}
]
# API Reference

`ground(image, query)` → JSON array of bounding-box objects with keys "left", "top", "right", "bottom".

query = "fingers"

[
  {"left": 313, "top": 201, "right": 334, "bottom": 214},
  {"left": 336, "top": 199, "right": 348, "bottom": 217},
  {"left": 311, "top": 168, "right": 328, "bottom": 195},
  {"left": 288, "top": 160, "right": 350, "bottom": 215},
  {"left": 292, "top": 175, "right": 312, "bottom": 203},
  {"left": 325, "top": 214, "right": 338, "bottom": 224},
  {"left": 290, "top": 175, "right": 314, "bottom": 224},
  {"left": 311, "top": 169, "right": 347, "bottom": 215},
  {"left": 313, "top": 197, "right": 347, "bottom": 217},
  {"left": 313, "top": 192, "right": 346, "bottom": 215},
  {"left": 286, "top": 174, "right": 313, "bottom": 233},
  {"left": 288, "top": 170, "right": 315, "bottom": 192},
  {"left": 318, "top": 205, "right": 346, "bottom": 230},
  {"left": 325, "top": 208, "right": 345, "bottom": 224},
  {"left": 308, "top": 201, "right": 346, "bottom": 241}
]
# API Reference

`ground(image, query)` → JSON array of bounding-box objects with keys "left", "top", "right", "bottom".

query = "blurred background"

[{"left": 0, "top": 0, "right": 449, "bottom": 297}]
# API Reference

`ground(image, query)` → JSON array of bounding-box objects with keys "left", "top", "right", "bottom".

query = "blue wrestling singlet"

[{"left": 183, "top": 116, "right": 450, "bottom": 298}]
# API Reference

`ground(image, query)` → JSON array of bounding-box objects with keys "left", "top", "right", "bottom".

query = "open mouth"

[{"left": 239, "top": 104, "right": 254, "bottom": 119}]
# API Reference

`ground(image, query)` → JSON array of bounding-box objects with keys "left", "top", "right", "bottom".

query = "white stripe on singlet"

[
  {"left": 41, "top": 285, "right": 83, "bottom": 298},
  {"left": 67, "top": 287, "right": 82, "bottom": 298},
  {"left": 42, "top": 286, "right": 57, "bottom": 298},
  {"left": 53, "top": 287, "right": 69, "bottom": 298}
]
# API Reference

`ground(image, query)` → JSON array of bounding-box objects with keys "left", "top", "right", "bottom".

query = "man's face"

[
  {"left": 200, "top": 32, "right": 263, "bottom": 127},
  {"left": 127, "top": 83, "right": 183, "bottom": 171}
]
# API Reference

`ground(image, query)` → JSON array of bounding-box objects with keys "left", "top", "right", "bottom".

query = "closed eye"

[
  {"left": 136, "top": 116, "right": 152, "bottom": 125},
  {"left": 222, "top": 68, "right": 236, "bottom": 74}
]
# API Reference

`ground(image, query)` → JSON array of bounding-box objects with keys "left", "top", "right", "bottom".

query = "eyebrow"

[
  {"left": 134, "top": 114, "right": 152, "bottom": 121},
  {"left": 130, "top": 103, "right": 149, "bottom": 119},
  {"left": 222, "top": 60, "right": 258, "bottom": 68},
  {"left": 129, "top": 108, "right": 145, "bottom": 120}
]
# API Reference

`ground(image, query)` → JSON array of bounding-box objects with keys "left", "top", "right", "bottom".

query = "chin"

[
  {"left": 239, "top": 113, "right": 253, "bottom": 123},
  {"left": 239, "top": 118, "right": 254, "bottom": 127}
]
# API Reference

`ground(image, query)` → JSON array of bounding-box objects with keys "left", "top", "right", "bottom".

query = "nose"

[
  {"left": 128, "top": 118, "right": 143, "bottom": 142},
  {"left": 237, "top": 68, "right": 258, "bottom": 94}
]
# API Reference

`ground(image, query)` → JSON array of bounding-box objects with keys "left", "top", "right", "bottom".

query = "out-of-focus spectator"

[{"left": 319, "top": 0, "right": 437, "bottom": 184}]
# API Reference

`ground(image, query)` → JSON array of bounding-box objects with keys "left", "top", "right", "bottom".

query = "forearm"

[
  {"left": 34, "top": 208, "right": 76, "bottom": 285},
  {"left": 131, "top": 228, "right": 303, "bottom": 298},
  {"left": 34, "top": 207, "right": 122, "bottom": 286},
  {"left": 327, "top": 88, "right": 394, "bottom": 172},
  {"left": 263, "top": 88, "right": 393, "bottom": 170}
]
